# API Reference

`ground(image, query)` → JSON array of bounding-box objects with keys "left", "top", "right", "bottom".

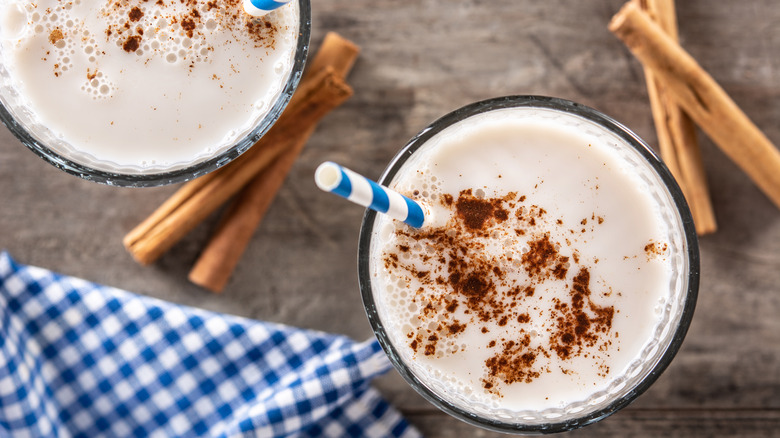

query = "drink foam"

[
  {"left": 0, "top": 0, "right": 299, "bottom": 173},
  {"left": 369, "top": 107, "right": 689, "bottom": 422}
]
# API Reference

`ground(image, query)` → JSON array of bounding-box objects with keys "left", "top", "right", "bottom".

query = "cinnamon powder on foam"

[
  {"left": 101, "top": 0, "right": 280, "bottom": 55},
  {"left": 383, "top": 189, "right": 616, "bottom": 395}
]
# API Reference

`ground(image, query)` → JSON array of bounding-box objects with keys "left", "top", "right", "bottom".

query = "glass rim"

[
  {"left": 357, "top": 95, "right": 700, "bottom": 434},
  {"left": 0, "top": 0, "right": 312, "bottom": 187}
]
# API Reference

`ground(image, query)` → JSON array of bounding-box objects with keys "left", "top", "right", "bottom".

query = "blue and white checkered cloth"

[{"left": 0, "top": 252, "right": 421, "bottom": 437}]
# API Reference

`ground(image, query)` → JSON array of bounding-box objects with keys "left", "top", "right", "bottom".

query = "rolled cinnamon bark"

[
  {"left": 638, "top": 0, "right": 716, "bottom": 235},
  {"left": 610, "top": 2, "right": 780, "bottom": 211},
  {"left": 188, "top": 33, "right": 360, "bottom": 292}
]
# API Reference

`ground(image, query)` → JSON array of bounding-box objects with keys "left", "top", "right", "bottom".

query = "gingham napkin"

[{"left": 0, "top": 252, "right": 421, "bottom": 438}]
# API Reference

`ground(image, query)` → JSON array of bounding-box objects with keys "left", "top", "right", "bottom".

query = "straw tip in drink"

[
  {"left": 242, "top": 0, "right": 290, "bottom": 17},
  {"left": 314, "top": 161, "right": 342, "bottom": 192}
]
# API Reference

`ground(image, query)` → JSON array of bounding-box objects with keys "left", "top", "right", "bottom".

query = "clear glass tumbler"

[
  {"left": 0, "top": 0, "right": 311, "bottom": 187},
  {"left": 358, "top": 95, "right": 699, "bottom": 434}
]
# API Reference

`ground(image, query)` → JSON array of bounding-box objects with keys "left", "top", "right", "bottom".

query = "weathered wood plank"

[{"left": 405, "top": 408, "right": 780, "bottom": 437}]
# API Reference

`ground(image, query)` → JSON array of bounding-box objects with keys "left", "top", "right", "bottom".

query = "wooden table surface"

[{"left": 2, "top": 1, "right": 779, "bottom": 436}]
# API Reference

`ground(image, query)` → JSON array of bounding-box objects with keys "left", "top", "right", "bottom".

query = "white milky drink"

[
  {"left": 0, "top": 0, "right": 305, "bottom": 182},
  {"left": 359, "top": 97, "right": 698, "bottom": 432}
]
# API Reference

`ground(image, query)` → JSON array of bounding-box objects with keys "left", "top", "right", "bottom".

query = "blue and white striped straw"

[
  {"left": 243, "top": 0, "right": 291, "bottom": 17},
  {"left": 315, "top": 161, "right": 426, "bottom": 228}
]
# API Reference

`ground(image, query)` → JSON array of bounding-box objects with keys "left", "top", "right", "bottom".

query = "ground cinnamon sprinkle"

[
  {"left": 484, "top": 335, "right": 542, "bottom": 387},
  {"left": 549, "top": 267, "right": 614, "bottom": 361},
  {"left": 383, "top": 188, "right": 622, "bottom": 396},
  {"left": 48, "top": 28, "right": 64, "bottom": 45},
  {"left": 455, "top": 189, "right": 508, "bottom": 231},
  {"left": 122, "top": 35, "right": 141, "bottom": 53},
  {"left": 644, "top": 240, "right": 668, "bottom": 258},
  {"left": 128, "top": 7, "right": 143, "bottom": 22},
  {"left": 521, "top": 233, "right": 569, "bottom": 280},
  {"left": 180, "top": 16, "right": 197, "bottom": 38},
  {"left": 103, "top": 0, "right": 281, "bottom": 60}
]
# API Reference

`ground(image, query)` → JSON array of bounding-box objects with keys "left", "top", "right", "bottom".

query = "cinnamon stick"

[
  {"left": 188, "top": 33, "right": 360, "bottom": 292},
  {"left": 610, "top": 2, "right": 780, "bottom": 211},
  {"left": 123, "top": 67, "right": 353, "bottom": 265},
  {"left": 641, "top": 0, "right": 681, "bottom": 177},
  {"left": 306, "top": 32, "right": 360, "bottom": 79},
  {"left": 638, "top": 0, "right": 716, "bottom": 235}
]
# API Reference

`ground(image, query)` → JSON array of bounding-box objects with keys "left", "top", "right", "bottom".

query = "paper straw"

[
  {"left": 243, "top": 0, "right": 291, "bottom": 17},
  {"left": 315, "top": 162, "right": 426, "bottom": 228}
]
